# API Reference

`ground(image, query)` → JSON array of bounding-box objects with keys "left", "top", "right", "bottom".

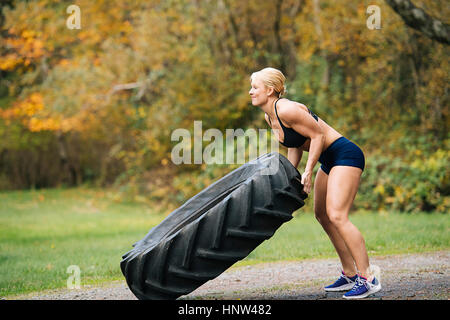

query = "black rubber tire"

[{"left": 120, "top": 152, "right": 307, "bottom": 300}]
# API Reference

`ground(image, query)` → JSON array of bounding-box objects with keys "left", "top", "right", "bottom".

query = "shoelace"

[{"left": 349, "top": 277, "right": 368, "bottom": 292}]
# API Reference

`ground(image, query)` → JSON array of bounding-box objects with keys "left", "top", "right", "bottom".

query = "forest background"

[{"left": 0, "top": 0, "right": 448, "bottom": 214}]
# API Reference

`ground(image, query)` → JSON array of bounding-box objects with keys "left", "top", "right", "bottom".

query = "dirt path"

[{"left": 11, "top": 251, "right": 449, "bottom": 300}]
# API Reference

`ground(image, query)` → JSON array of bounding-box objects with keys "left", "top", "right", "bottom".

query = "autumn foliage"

[{"left": 0, "top": 0, "right": 448, "bottom": 213}]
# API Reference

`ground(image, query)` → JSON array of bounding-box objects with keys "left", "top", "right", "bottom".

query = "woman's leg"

[
  {"left": 325, "top": 165, "right": 370, "bottom": 278},
  {"left": 314, "top": 167, "right": 357, "bottom": 276}
]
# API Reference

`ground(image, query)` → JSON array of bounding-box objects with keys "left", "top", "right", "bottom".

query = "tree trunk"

[
  {"left": 273, "top": 0, "right": 287, "bottom": 73},
  {"left": 385, "top": 0, "right": 450, "bottom": 45},
  {"left": 312, "top": 0, "right": 329, "bottom": 88}
]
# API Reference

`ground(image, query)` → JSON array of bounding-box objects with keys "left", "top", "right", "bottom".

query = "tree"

[{"left": 386, "top": 0, "right": 450, "bottom": 45}]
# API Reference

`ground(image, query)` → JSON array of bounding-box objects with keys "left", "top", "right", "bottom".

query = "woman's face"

[{"left": 249, "top": 77, "right": 271, "bottom": 106}]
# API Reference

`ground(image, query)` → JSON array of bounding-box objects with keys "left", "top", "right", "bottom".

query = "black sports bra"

[{"left": 267, "top": 98, "right": 319, "bottom": 148}]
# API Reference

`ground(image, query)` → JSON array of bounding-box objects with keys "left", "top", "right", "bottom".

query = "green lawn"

[{"left": 0, "top": 187, "right": 449, "bottom": 297}]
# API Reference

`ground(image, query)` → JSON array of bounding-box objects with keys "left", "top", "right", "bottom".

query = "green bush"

[
  {"left": 358, "top": 148, "right": 449, "bottom": 213},
  {"left": 116, "top": 133, "right": 449, "bottom": 215}
]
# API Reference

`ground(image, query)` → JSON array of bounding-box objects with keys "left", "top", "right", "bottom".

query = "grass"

[
  {"left": 0, "top": 187, "right": 165, "bottom": 297},
  {"left": 241, "top": 210, "right": 450, "bottom": 264},
  {"left": 0, "top": 187, "right": 449, "bottom": 297}
]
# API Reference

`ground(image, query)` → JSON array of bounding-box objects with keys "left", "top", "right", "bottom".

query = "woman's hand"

[{"left": 301, "top": 170, "right": 313, "bottom": 194}]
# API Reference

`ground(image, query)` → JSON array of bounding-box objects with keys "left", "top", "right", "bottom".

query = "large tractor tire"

[{"left": 120, "top": 152, "right": 307, "bottom": 300}]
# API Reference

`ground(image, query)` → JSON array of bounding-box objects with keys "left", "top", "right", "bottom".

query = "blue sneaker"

[
  {"left": 343, "top": 275, "right": 381, "bottom": 299},
  {"left": 324, "top": 271, "right": 358, "bottom": 292}
]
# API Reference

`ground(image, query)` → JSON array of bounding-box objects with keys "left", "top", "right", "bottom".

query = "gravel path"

[{"left": 11, "top": 251, "right": 449, "bottom": 300}]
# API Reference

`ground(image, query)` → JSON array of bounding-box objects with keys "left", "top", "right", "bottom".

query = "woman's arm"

[
  {"left": 301, "top": 134, "right": 325, "bottom": 193},
  {"left": 287, "top": 147, "right": 303, "bottom": 168}
]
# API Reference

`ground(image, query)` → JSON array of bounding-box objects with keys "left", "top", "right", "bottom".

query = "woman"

[{"left": 249, "top": 67, "right": 381, "bottom": 299}]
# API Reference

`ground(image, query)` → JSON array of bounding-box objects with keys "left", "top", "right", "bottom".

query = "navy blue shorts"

[{"left": 318, "top": 137, "right": 365, "bottom": 175}]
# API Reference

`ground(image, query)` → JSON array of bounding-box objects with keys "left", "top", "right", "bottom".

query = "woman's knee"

[
  {"left": 315, "top": 208, "right": 331, "bottom": 227},
  {"left": 326, "top": 209, "right": 349, "bottom": 228}
]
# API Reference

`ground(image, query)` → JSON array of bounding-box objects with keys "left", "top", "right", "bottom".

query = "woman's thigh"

[{"left": 326, "top": 166, "right": 362, "bottom": 218}]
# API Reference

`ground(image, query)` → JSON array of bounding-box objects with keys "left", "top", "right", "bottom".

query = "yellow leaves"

[
  {"left": 3, "top": 29, "right": 46, "bottom": 69},
  {"left": 59, "top": 110, "right": 97, "bottom": 133},
  {"left": 298, "top": 46, "right": 315, "bottom": 61},
  {"left": 410, "top": 149, "right": 449, "bottom": 171},
  {"left": 58, "top": 59, "right": 71, "bottom": 67},
  {"left": 304, "top": 86, "right": 313, "bottom": 95},
  {"left": 27, "top": 92, "right": 44, "bottom": 111},
  {"left": 374, "top": 184, "right": 385, "bottom": 195},
  {"left": 21, "top": 29, "right": 36, "bottom": 39},
  {"left": 1, "top": 93, "right": 44, "bottom": 119},
  {"left": 28, "top": 117, "right": 61, "bottom": 132},
  {"left": 1, "top": 93, "right": 67, "bottom": 132},
  {"left": 121, "top": 20, "right": 133, "bottom": 34},
  {"left": 0, "top": 53, "right": 22, "bottom": 71},
  {"left": 137, "top": 107, "right": 146, "bottom": 119},
  {"left": 147, "top": 136, "right": 163, "bottom": 153},
  {"left": 244, "top": 40, "right": 254, "bottom": 49},
  {"left": 394, "top": 186, "right": 404, "bottom": 198},
  {"left": 437, "top": 197, "right": 450, "bottom": 213},
  {"left": 77, "top": 30, "right": 95, "bottom": 42},
  {"left": 179, "top": 23, "right": 194, "bottom": 35}
]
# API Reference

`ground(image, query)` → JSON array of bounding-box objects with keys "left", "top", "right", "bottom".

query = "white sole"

[{"left": 342, "top": 283, "right": 382, "bottom": 299}]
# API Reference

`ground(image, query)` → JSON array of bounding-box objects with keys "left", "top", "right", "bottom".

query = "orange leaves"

[
  {"left": 0, "top": 54, "right": 22, "bottom": 71},
  {"left": 1, "top": 93, "right": 65, "bottom": 132},
  {"left": 28, "top": 117, "right": 61, "bottom": 132},
  {"left": 0, "top": 29, "right": 46, "bottom": 71},
  {"left": 1, "top": 93, "right": 44, "bottom": 119},
  {"left": 0, "top": 0, "right": 447, "bottom": 193},
  {"left": 1, "top": 93, "right": 56, "bottom": 132}
]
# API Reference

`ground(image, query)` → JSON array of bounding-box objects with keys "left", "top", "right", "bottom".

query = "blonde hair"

[{"left": 250, "top": 67, "right": 286, "bottom": 98}]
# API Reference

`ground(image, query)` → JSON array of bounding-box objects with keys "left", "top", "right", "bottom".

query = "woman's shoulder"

[{"left": 276, "top": 98, "right": 309, "bottom": 118}]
